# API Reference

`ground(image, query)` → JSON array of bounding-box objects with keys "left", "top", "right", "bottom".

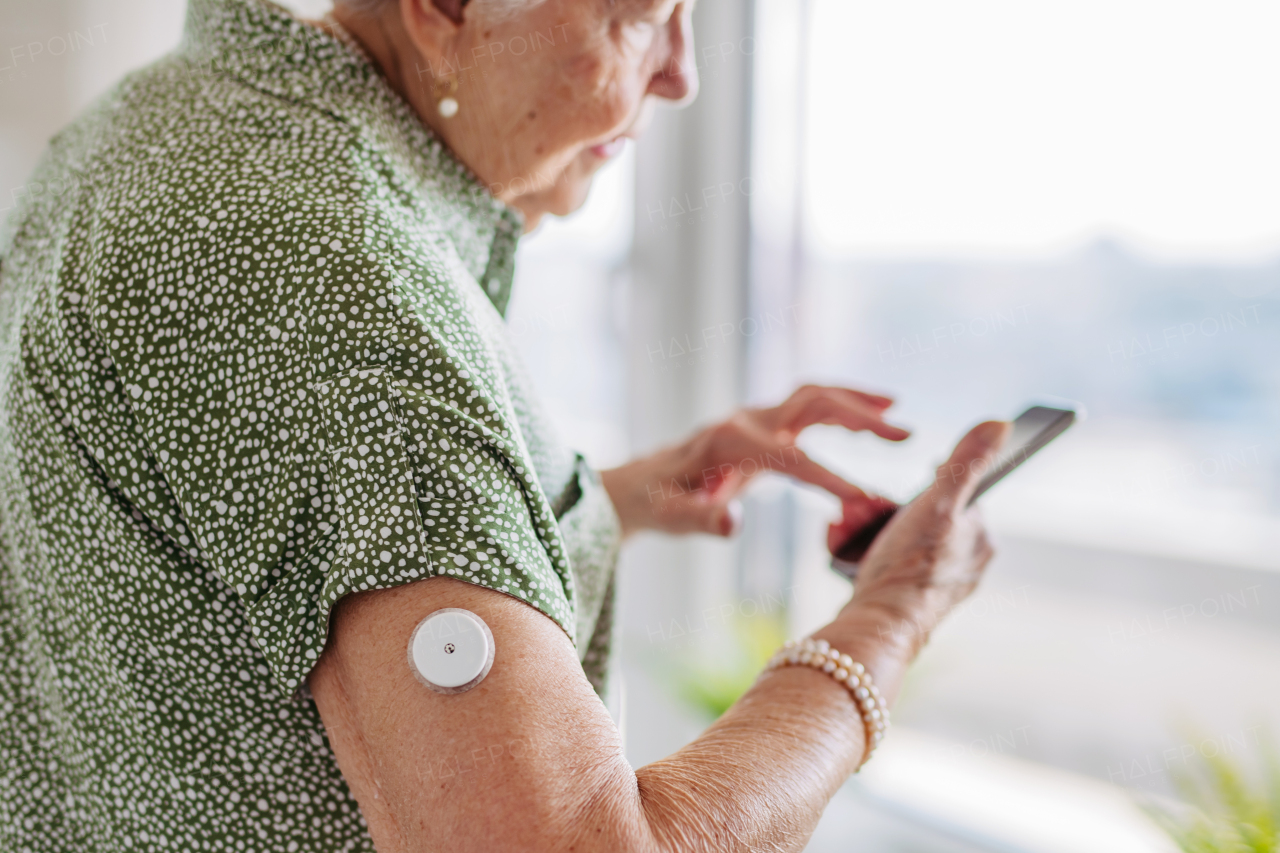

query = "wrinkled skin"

[
  {"left": 331, "top": 0, "right": 695, "bottom": 230},
  {"left": 312, "top": 2, "right": 1011, "bottom": 851}
]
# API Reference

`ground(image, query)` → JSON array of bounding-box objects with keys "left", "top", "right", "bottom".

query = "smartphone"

[{"left": 830, "top": 404, "right": 1080, "bottom": 581}]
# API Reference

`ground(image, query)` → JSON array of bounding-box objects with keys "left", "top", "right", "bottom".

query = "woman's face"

[{"left": 399, "top": 0, "right": 697, "bottom": 227}]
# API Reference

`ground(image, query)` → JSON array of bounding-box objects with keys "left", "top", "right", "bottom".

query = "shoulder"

[
  {"left": 46, "top": 53, "right": 380, "bottom": 237},
  {"left": 46, "top": 56, "right": 505, "bottom": 392}
]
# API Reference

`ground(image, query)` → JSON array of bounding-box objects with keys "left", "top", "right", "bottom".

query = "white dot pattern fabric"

[{"left": 0, "top": 0, "right": 622, "bottom": 848}]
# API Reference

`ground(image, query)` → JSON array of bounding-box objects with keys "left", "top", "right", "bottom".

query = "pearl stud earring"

[{"left": 435, "top": 77, "right": 459, "bottom": 118}]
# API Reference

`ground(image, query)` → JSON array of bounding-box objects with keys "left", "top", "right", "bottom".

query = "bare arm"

[{"left": 309, "top": 421, "right": 1009, "bottom": 853}]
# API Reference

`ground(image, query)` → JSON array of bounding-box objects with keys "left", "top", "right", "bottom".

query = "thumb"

[
  {"left": 933, "top": 420, "right": 1011, "bottom": 504},
  {"left": 685, "top": 492, "right": 743, "bottom": 537},
  {"left": 717, "top": 499, "right": 744, "bottom": 537}
]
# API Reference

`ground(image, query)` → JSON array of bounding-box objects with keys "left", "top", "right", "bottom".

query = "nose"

[{"left": 647, "top": 2, "right": 699, "bottom": 105}]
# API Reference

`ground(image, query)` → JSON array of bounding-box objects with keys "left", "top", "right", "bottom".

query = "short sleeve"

[
  {"left": 556, "top": 457, "right": 622, "bottom": 657},
  {"left": 79, "top": 164, "right": 580, "bottom": 695},
  {"left": 310, "top": 365, "right": 575, "bottom": 637}
]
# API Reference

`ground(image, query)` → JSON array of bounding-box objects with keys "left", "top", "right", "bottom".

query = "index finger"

[
  {"left": 765, "top": 386, "right": 911, "bottom": 442},
  {"left": 778, "top": 444, "right": 873, "bottom": 506}
]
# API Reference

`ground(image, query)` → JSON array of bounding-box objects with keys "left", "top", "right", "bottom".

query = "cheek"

[
  {"left": 551, "top": 50, "right": 644, "bottom": 140},
  {"left": 593, "top": 73, "right": 642, "bottom": 134}
]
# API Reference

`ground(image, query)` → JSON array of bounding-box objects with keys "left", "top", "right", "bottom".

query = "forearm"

[
  {"left": 635, "top": 606, "right": 916, "bottom": 853},
  {"left": 312, "top": 579, "right": 922, "bottom": 853},
  {"left": 601, "top": 455, "right": 674, "bottom": 538},
  {"left": 315, "top": 424, "right": 1002, "bottom": 852},
  {"left": 632, "top": 421, "right": 1009, "bottom": 852}
]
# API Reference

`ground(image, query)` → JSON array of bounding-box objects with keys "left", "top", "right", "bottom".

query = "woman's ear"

[
  {"left": 430, "top": 0, "right": 468, "bottom": 26},
  {"left": 399, "top": 0, "right": 467, "bottom": 68}
]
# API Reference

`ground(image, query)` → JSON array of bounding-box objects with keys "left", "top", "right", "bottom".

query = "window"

[{"left": 748, "top": 0, "right": 1280, "bottom": 848}]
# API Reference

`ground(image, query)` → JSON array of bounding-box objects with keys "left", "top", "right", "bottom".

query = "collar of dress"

[{"left": 178, "top": 0, "right": 523, "bottom": 315}]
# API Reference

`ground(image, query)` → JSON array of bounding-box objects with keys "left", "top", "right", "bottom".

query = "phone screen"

[{"left": 831, "top": 404, "right": 1077, "bottom": 578}]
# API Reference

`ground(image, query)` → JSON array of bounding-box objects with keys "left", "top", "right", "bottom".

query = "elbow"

[{"left": 557, "top": 759, "right": 671, "bottom": 853}]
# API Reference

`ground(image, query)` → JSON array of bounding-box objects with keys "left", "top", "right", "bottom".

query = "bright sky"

[{"left": 804, "top": 0, "right": 1280, "bottom": 262}]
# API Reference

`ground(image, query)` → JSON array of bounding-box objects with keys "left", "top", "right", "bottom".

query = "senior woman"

[{"left": 0, "top": 0, "right": 1008, "bottom": 849}]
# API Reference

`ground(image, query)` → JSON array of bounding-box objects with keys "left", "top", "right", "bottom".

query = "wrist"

[
  {"left": 813, "top": 604, "right": 922, "bottom": 705},
  {"left": 841, "top": 584, "right": 954, "bottom": 653},
  {"left": 600, "top": 463, "right": 647, "bottom": 539}
]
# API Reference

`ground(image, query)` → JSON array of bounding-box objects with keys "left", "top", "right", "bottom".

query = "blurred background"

[{"left": 4, "top": 0, "right": 1278, "bottom": 850}]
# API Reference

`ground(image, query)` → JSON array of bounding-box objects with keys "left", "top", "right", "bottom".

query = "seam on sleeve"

[{"left": 311, "top": 366, "right": 434, "bottom": 589}]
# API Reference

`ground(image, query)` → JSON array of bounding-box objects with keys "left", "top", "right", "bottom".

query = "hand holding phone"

[
  {"left": 831, "top": 421, "right": 1010, "bottom": 642},
  {"left": 830, "top": 404, "right": 1078, "bottom": 580}
]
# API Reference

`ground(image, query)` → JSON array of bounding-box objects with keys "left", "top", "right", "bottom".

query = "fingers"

[
  {"left": 827, "top": 493, "right": 898, "bottom": 552},
  {"left": 783, "top": 445, "right": 872, "bottom": 505},
  {"left": 832, "top": 387, "right": 895, "bottom": 409},
  {"left": 705, "top": 415, "right": 861, "bottom": 501},
  {"left": 671, "top": 490, "right": 743, "bottom": 538},
  {"left": 817, "top": 395, "right": 911, "bottom": 442},
  {"left": 721, "top": 498, "right": 744, "bottom": 537},
  {"left": 684, "top": 413, "right": 874, "bottom": 535},
  {"left": 974, "top": 523, "right": 996, "bottom": 567},
  {"left": 760, "top": 385, "right": 910, "bottom": 442},
  {"left": 861, "top": 393, "right": 894, "bottom": 408},
  {"left": 932, "top": 420, "right": 1011, "bottom": 504}
]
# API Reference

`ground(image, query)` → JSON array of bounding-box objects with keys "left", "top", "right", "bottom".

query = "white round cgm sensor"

[{"left": 407, "top": 608, "right": 495, "bottom": 694}]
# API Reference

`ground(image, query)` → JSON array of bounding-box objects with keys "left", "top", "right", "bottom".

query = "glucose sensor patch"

[{"left": 408, "top": 608, "right": 495, "bottom": 694}]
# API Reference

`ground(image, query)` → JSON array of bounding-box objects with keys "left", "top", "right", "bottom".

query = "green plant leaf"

[
  {"left": 665, "top": 609, "right": 789, "bottom": 721},
  {"left": 1144, "top": 728, "right": 1279, "bottom": 853}
]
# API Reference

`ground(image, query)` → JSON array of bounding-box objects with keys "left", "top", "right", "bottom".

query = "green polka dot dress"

[{"left": 0, "top": 0, "right": 622, "bottom": 848}]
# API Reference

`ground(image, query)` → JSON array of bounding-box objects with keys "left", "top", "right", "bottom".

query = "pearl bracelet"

[{"left": 762, "top": 637, "right": 890, "bottom": 767}]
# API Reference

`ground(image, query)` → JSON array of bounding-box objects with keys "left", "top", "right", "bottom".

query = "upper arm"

[{"left": 309, "top": 576, "right": 655, "bottom": 853}]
